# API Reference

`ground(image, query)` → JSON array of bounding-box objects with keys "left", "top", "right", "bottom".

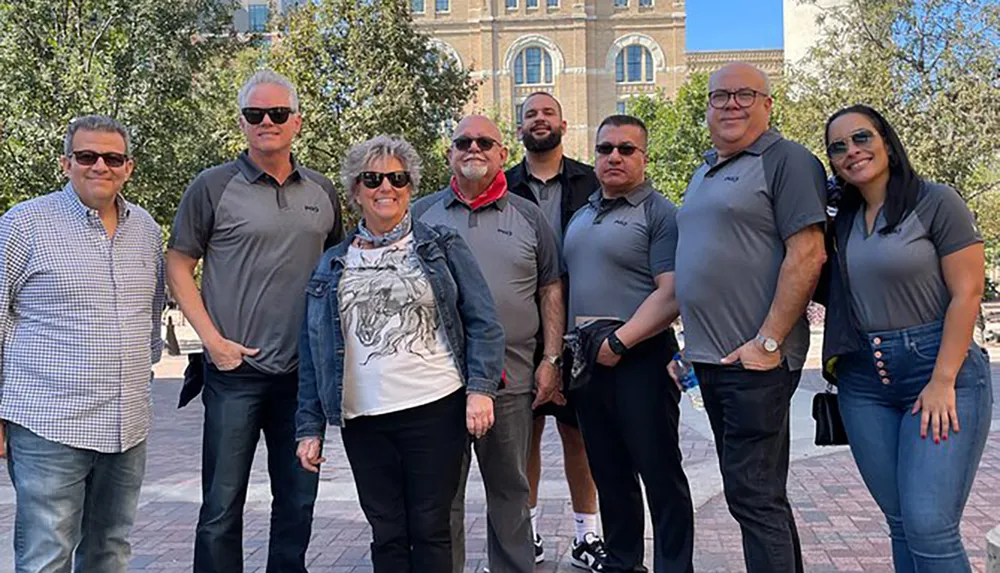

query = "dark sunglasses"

[
  {"left": 595, "top": 142, "right": 644, "bottom": 157},
  {"left": 70, "top": 150, "right": 128, "bottom": 168},
  {"left": 452, "top": 136, "right": 499, "bottom": 152},
  {"left": 708, "top": 88, "right": 768, "bottom": 109},
  {"left": 827, "top": 129, "right": 876, "bottom": 157},
  {"left": 357, "top": 171, "right": 412, "bottom": 189},
  {"left": 241, "top": 107, "right": 295, "bottom": 125}
]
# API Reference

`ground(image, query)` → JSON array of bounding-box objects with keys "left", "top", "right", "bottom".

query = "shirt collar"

[
  {"left": 704, "top": 127, "right": 783, "bottom": 168},
  {"left": 62, "top": 183, "right": 131, "bottom": 224},
  {"left": 236, "top": 150, "right": 303, "bottom": 184},
  {"left": 526, "top": 159, "right": 564, "bottom": 186},
  {"left": 589, "top": 180, "right": 654, "bottom": 208}
]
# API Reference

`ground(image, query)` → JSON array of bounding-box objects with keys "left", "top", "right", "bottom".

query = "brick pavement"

[{"left": 0, "top": 364, "right": 997, "bottom": 572}]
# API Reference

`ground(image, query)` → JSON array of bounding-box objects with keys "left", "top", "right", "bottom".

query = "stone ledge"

[{"left": 989, "top": 524, "right": 1000, "bottom": 573}]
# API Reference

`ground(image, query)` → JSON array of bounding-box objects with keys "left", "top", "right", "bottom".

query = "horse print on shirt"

[{"left": 338, "top": 243, "right": 440, "bottom": 365}]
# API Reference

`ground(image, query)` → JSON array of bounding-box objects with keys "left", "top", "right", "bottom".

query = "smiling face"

[
  {"left": 239, "top": 83, "right": 302, "bottom": 154},
  {"left": 447, "top": 115, "right": 508, "bottom": 185},
  {"left": 59, "top": 129, "right": 134, "bottom": 210},
  {"left": 518, "top": 93, "right": 566, "bottom": 153},
  {"left": 826, "top": 112, "right": 891, "bottom": 190},
  {"left": 594, "top": 123, "right": 647, "bottom": 195},
  {"left": 355, "top": 155, "right": 412, "bottom": 234},
  {"left": 706, "top": 63, "right": 772, "bottom": 157}
]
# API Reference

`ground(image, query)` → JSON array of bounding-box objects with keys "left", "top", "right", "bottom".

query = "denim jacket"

[{"left": 295, "top": 220, "right": 505, "bottom": 439}]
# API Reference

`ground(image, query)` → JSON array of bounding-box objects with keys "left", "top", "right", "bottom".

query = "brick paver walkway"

[{"left": 0, "top": 365, "right": 997, "bottom": 572}]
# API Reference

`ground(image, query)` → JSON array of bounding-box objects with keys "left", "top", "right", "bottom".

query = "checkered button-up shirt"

[{"left": 0, "top": 185, "right": 165, "bottom": 453}]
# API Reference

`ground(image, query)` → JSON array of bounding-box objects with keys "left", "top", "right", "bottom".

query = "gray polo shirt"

[
  {"left": 563, "top": 181, "right": 678, "bottom": 326},
  {"left": 847, "top": 182, "right": 981, "bottom": 332},
  {"left": 168, "top": 152, "right": 343, "bottom": 375},
  {"left": 675, "top": 129, "right": 827, "bottom": 371},
  {"left": 412, "top": 187, "right": 561, "bottom": 395},
  {"left": 527, "top": 164, "right": 564, "bottom": 244}
]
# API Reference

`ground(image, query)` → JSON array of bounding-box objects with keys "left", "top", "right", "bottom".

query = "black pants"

[
  {"left": 194, "top": 362, "right": 318, "bottom": 573},
  {"left": 574, "top": 334, "right": 694, "bottom": 573},
  {"left": 695, "top": 364, "right": 804, "bottom": 573},
  {"left": 342, "top": 390, "right": 468, "bottom": 573}
]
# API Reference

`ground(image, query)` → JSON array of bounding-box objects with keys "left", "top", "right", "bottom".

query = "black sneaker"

[
  {"left": 534, "top": 532, "right": 545, "bottom": 563},
  {"left": 571, "top": 532, "right": 607, "bottom": 571}
]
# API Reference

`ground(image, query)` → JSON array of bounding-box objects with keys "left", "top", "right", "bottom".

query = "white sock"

[
  {"left": 574, "top": 512, "right": 599, "bottom": 542},
  {"left": 530, "top": 505, "right": 539, "bottom": 537}
]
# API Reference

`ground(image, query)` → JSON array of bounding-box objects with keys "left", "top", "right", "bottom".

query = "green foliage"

[{"left": 0, "top": 0, "right": 240, "bottom": 225}]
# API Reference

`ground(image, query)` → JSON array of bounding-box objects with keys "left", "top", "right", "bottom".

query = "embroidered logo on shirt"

[
  {"left": 497, "top": 228, "right": 513, "bottom": 236},
  {"left": 304, "top": 205, "right": 320, "bottom": 213},
  {"left": 613, "top": 220, "right": 628, "bottom": 226},
  {"left": 724, "top": 176, "right": 740, "bottom": 182}
]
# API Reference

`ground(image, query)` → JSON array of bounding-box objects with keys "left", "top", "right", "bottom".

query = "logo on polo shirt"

[
  {"left": 497, "top": 228, "right": 513, "bottom": 236},
  {"left": 613, "top": 219, "right": 628, "bottom": 227},
  {"left": 304, "top": 205, "right": 320, "bottom": 213},
  {"left": 724, "top": 176, "right": 740, "bottom": 182}
]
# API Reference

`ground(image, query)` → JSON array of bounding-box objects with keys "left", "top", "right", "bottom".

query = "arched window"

[
  {"left": 514, "top": 47, "right": 554, "bottom": 85},
  {"left": 615, "top": 45, "right": 654, "bottom": 83}
]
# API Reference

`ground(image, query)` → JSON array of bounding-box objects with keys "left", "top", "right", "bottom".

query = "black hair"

[
  {"left": 824, "top": 104, "right": 920, "bottom": 234},
  {"left": 596, "top": 114, "right": 648, "bottom": 144},
  {"left": 521, "top": 91, "right": 562, "bottom": 118}
]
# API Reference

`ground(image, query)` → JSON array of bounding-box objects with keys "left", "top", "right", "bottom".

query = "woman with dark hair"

[{"left": 821, "top": 104, "right": 992, "bottom": 573}]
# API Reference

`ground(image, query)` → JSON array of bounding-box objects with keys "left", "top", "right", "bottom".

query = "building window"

[
  {"left": 412, "top": 0, "right": 425, "bottom": 13},
  {"left": 248, "top": 4, "right": 269, "bottom": 32},
  {"left": 614, "top": 0, "right": 628, "bottom": 6},
  {"left": 516, "top": 103, "right": 524, "bottom": 127},
  {"left": 615, "top": 45, "right": 654, "bottom": 83},
  {"left": 639, "top": 0, "right": 653, "bottom": 5},
  {"left": 548, "top": 0, "right": 559, "bottom": 5},
  {"left": 506, "top": 0, "right": 516, "bottom": 8},
  {"left": 616, "top": 101, "right": 627, "bottom": 114},
  {"left": 436, "top": 0, "right": 449, "bottom": 12},
  {"left": 527, "top": 0, "right": 538, "bottom": 7},
  {"left": 514, "top": 47, "right": 554, "bottom": 85}
]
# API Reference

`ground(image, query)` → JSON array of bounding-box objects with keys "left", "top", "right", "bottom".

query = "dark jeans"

[
  {"left": 341, "top": 390, "right": 468, "bottom": 573},
  {"left": 574, "top": 334, "right": 694, "bottom": 573},
  {"left": 837, "top": 321, "right": 993, "bottom": 573},
  {"left": 695, "top": 363, "right": 803, "bottom": 573},
  {"left": 194, "top": 362, "right": 319, "bottom": 573}
]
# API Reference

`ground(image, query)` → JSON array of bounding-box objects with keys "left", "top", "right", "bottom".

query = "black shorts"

[{"left": 533, "top": 396, "right": 579, "bottom": 428}]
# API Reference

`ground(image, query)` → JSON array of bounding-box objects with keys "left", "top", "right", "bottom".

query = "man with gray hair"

[
  {"left": 168, "top": 69, "right": 343, "bottom": 572},
  {"left": 0, "top": 114, "right": 165, "bottom": 571}
]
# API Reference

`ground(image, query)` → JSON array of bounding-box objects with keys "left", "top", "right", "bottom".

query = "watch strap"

[{"left": 607, "top": 332, "right": 628, "bottom": 355}]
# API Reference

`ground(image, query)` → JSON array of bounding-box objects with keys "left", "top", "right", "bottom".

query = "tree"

[
  {"left": 782, "top": 0, "right": 1000, "bottom": 210},
  {"left": 0, "top": 0, "right": 240, "bottom": 225},
  {"left": 263, "top": 0, "right": 477, "bottom": 204}
]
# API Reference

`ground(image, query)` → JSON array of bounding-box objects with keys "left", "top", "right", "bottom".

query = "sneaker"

[
  {"left": 571, "top": 532, "right": 608, "bottom": 571},
  {"left": 534, "top": 532, "right": 545, "bottom": 563}
]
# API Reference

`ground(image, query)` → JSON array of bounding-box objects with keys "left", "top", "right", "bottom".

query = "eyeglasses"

[
  {"left": 452, "top": 136, "right": 499, "bottom": 152},
  {"left": 70, "top": 150, "right": 129, "bottom": 168},
  {"left": 708, "top": 88, "right": 768, "bottom": 109},
  {"left": 357, "top": 171, "right": 412, "bottom": 189},
  {"left": 241, "top": 107, "right": 295, "bottom": 125},
  {"left": 595, "top": 142, "right": 644, "bottom": 156},
  {"left": 826, "top": 129, "right": 876, "bottom": 158}
]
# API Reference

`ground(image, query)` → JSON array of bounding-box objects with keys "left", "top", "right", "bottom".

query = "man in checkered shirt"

[{"left": 0, "top": 115, "right": 166, "bottom": 572}]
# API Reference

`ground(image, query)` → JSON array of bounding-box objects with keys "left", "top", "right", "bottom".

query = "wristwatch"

[
  {"left": 542, "top": 354, "right": 562, "bottom": 368},
  {"left": 606, "top": 332, "right": 628, "bottom": 355},
  {"left": 755, "top": 334, "right": 781, "bottom": 353}
]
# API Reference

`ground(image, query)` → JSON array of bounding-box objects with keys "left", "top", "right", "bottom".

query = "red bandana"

[{"left": 450, "top": 171, "right": 508, "bottom": 210}]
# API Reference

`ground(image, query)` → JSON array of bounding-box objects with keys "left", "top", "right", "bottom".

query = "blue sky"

[{"left": 685, "top": 0, "right": 784, "bottom": 51}]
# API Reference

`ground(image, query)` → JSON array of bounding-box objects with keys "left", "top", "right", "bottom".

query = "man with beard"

[
  {"left": 413, "top": 115, "right": 563, "bottom": 573},
  {"left": 505, "top": 92, "right": 606, "bottom": 571}
]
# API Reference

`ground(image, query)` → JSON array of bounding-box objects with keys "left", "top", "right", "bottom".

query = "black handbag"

[{"left": 812, "top": 384, "right": 849, "bottom": 446}]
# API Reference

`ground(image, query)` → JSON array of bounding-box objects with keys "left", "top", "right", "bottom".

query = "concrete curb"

[{"left": 988, "top": 524, "right": 1000, "bottom": 573}]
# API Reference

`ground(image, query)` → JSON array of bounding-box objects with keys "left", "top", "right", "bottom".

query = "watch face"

[{"left": 764, "top": 338, "right": 779, "bottom": 352}]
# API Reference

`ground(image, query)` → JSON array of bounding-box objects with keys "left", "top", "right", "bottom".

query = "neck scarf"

[
  {"left": 450, "top": 171, "right": 508, "bottom": 210},
  {"left": 357, "top": 211, "right": 412, "bottom": 247}
]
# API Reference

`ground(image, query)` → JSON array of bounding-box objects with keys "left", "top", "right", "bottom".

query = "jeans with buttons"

[{"left": 836, "top": 320, "right": 993, "bottom": 573}]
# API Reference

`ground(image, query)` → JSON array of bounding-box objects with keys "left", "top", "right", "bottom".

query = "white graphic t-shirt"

[{"left": 338, "top": 233, "right": 463, "bottom": 419}]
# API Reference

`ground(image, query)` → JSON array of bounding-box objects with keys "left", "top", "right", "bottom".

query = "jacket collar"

[
  {"left": 508, "top": 155, "right": 591, "bottom": 190},
  {"left": 323, "top": 219, "right": 447, "bottom": 265}
]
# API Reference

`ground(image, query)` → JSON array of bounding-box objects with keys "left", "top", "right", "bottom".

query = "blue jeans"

[
  {"left": 5, "top": 424, "right": 146, "bottom": 573},
  {"left": 836, "top": 321, "right": 993, "bottom": 573},
  {"left": 194, "top": 363, "right": 319, "bottom": 573}
]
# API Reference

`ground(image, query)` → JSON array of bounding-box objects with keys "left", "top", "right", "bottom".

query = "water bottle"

[{"left": 672, "top": 352, "right": 704, "bottom": 410}]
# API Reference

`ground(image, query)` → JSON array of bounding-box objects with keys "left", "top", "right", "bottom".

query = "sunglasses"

[
  {"left": 452, "top": 136, "right": 499, "bottom": 152},
  {"left": 241, "top": 107, "right": 295, "bottom": 125},
  {"left": 708, "top": 88, "right": 768, "bottom": 109},
  {"left": 595, "top": 142, "right": 644, "bottom": 156},
  {"left": 70, "top": 150, "right": 129, "bottom": 168},
  {"left": 827, "top": 129, "right": 876, "bottom": 157},
  {"left": 357, "top": 171, "right": 412, "bottom": 189}
]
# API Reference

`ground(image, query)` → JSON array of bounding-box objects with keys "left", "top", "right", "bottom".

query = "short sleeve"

[
  {"left": 765, "top": 141, "right": 828, "bottom": 241},
  {"left": 167, "top": 174, "right": 216, "bottom": 259},
  {"left": 646, "top": 195, "right": 678, "bottom": 275},
  {"left": 533, "top": 209, "right": 563, "bottom": 286},
  {"left": 926, "top": 184, "right": 982, "bottom": 257}
]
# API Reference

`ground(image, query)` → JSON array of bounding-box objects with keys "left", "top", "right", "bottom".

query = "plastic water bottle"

[{"left": 672, "top": 352, "right": 704, "bottom": 410}]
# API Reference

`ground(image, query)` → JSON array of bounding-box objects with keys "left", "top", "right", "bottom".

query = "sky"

[{"left": 685, "top": 0, "right": 784, "bottom": 51}]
